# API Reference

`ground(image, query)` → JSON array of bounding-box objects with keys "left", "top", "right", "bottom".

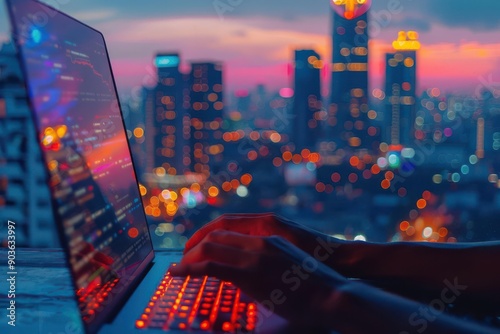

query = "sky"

[{"left": 1, "top": 0, "right": 500, "bottom": 97}]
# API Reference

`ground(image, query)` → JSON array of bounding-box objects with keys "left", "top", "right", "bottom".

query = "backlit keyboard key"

[
  {"left": 148, "top": 320, "right": 165, "bottom": 329},
  {"left": 135, "top": 265, "right": 255, "bottom": 332},
  {"left": 168, "top": 319, "right": 188, "bottom": 330}
]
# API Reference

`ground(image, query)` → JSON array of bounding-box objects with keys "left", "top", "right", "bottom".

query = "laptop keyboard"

[
  {"left": 77, "top": 278, "right": 120, "bottom": 323},
  {"left": 135, "top": 265, "right": 257, "bottom": 332}
]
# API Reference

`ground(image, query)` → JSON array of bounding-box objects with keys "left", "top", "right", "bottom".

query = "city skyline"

[
  {"left": 1, "top": 0, "right": 500, "bottom": 95},
  {"left": 2, "top": 0, "right": 500, "bottom": 251}
]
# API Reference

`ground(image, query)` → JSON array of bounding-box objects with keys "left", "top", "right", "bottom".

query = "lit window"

[
  {"left": 332, "top": 63, "right": 346, "bottom": 72},
  {"left": 340, "top": 48, "right": 350, "bottom": 56},
  {"left": 404, "top": 57, "right": 414, "bottom": 67}
]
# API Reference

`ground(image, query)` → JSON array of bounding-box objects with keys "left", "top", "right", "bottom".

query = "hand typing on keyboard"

[
  {"left": 170, "top": 213, "right": 500, "bottom": 334},
  {"left": 171, "top": 220, "right": 348, "bottom": 329}
]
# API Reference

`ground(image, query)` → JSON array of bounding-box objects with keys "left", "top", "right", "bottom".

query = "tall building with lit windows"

[
  {"left": 329, "top": 2, "right": 370, "bottom": 150},
  {"left": 477, "top": 89, "right": 500, "bottom": 158},
  {"left": 0, "top": 42, "right": 56, "bottom": 247},
  {"left": 145, "top": 53, "right": 191, "bottom": 176},
  {"left": 292, "top": 49, "right": 322, "bottom": 150},
  {"left": 384, "top": 31, "right": 419, "bottom": 146},
  {"left": 189, "top": 62, "right": 224, "bottom": 176}
]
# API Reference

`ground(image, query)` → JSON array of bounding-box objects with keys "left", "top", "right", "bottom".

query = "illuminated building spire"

[
  {"left": 331, "top": 0, "right": 368, "bottom": 19},
  {"left": 392, "top": 31, "right": 421, "bottom": 51}
]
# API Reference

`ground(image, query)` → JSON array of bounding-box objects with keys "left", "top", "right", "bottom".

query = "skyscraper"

[
  {"left": 0, "top": 42, "right": 56, "bottom": 247},
  {"left": 292, "top": 49, "right": 322, "bottom": 150},
  {"left": 479, "top": 89, "right": 500, "bottom": 159},
  {"left": 384, "top": 31, "right": 419, "bottom": 146},
  {"left": 330, "top": 2, "right": 369, "bottom": 150},
  {"left": 189, "top": 62, "right": 224, "bottom": 176},
  {"left": 145, "top": 53, "right": 191, "bottom": 176}
]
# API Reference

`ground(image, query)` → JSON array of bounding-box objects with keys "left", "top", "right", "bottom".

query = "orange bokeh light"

[
  {"left": 349, "top": 156, "right": 360, "bottom": 167},
  {"left": 301, "top": 149, "right": 311, "bottom": 159},
  {"left": 247, "top": 151, "right": 258, "bottom": 161},
  {"left": 282, "top": 151, "right": 292, "bottom": 162},
  {"left": 439, "top": 227, "right": 448, "bottom": 238},
  {"left": 416, "top": 199, "right": 427, "bottom": 209},
  {"left": 292, "top": 154, "right": 303, "bottom": 164},
  {"left": 309, "top": 153, "right": 321, "bottom": 163},
  {"left": 241, "top": 174, "right": 253, "bottom": 186},
  {"left": 208, "top": 186, "right": 219, "bottom": 197},
  {"left": 231, "top": 179, "right": 240, "bottom": 190},
  {"left": 222, "top": 182, "right": 232, "bottom": 192},
  {"left": 400, "top": 221, "right": 410, "bottom": 231}
]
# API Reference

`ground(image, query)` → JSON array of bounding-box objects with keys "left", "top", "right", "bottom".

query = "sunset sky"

[{"left": 1, "top": 0, "right": 500, "bottom": 97}]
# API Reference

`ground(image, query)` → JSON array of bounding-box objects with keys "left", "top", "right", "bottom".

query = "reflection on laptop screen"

[{"left": 8, "top": 0, "right": 153, "bottom": 329}]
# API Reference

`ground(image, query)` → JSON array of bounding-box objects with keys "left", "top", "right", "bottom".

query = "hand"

[
  {"left": 170, "top": 230, "right": 348, "bottom": 327},
  {"left": 184, "top": 213, "right": 330, "bottom": 257}
]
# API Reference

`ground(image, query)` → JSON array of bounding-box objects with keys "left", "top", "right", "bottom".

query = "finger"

[
  {"left": 184, "top": 213, "right": 275, "bottom": 253},
  {"left": 203, "top": 230, "right": 267, "bottom": 252},
  {"left": 169, "top": 260, "right": 247, "bottom": 285},
  {"left": 181, "top": 238, "right": 253, "bottom": 268},
  {"left": 192, "top": 215, "right": 297, "bottom": 247}
]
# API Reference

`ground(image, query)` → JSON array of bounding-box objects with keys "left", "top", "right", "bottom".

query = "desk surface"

[
  {"left": 0, "top": 249, "right": 81, "bottom": 333},
  {"left": 0, "top": 248, "right": 183, "bottom": 334}
]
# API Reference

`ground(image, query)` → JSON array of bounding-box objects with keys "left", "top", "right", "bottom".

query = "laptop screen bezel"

[{"left": 5, "top": 0, "right": 155, "bottom": 332}]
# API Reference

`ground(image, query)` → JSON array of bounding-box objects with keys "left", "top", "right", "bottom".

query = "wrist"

[
  {"left": 314, "top": 279, "right": 353, "bottom": 330},
  {"left": 301, "top": 233, "right": 355, "bottom": 274}
]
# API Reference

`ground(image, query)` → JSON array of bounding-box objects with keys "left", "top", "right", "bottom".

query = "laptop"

[{"left": 5, "top": 0, "right": 291, "bottom": 332}]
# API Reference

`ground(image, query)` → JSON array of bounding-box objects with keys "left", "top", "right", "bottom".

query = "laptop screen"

[{"left": 7, "top": 0, "right": 154, "bottom": 331}]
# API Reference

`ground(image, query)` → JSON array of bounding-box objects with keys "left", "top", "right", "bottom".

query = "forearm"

[
  {"left": 322, "top": 281, "right": 498, "bottom": 334},
  {"left": 301, "top": 231, "right": 500, "bottom": 305}
]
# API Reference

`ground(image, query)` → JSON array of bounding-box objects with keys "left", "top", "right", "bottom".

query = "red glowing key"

[
  {"left": 200, "top": 320, "right": 210, "bottom": 330},
  {"left": 135, "top": 320, "right": 146, "bottom": 329},
  {"left": 222, "top": 322, "right": 233, "bottom": 331}
]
